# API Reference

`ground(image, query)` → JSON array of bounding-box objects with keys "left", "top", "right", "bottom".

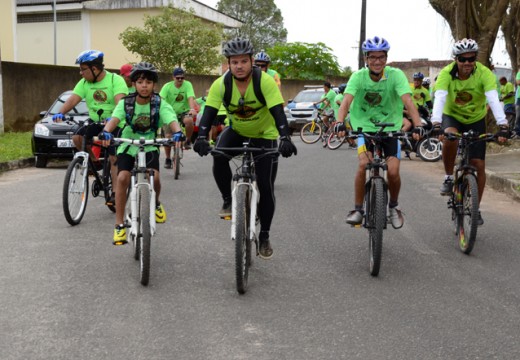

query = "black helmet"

[
  {"left": 223, "top": 37, "right": 254, "bottom": 58},
  {"left": 130, "top": 62, "right": 158, "bottom": 82},
  {"left": 338, "top": 83, "right": 347, "bottom": 94}
]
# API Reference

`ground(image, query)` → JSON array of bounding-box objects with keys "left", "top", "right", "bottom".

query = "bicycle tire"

[
  {"left": 139, "top": 186, "right": 151, "bottom": 286},
  {"left": 234, "top": 184, "right": 251, "bottom": 294},
  {"left": 173, "top": 145, "right": 181, "bottom": 180},
  {"left": 417, "top": 138, "right": 442, "bottom": 162},
  {"left": 102, "top": 155, "right": 116, "bottom": 212},
  {"left": 300, "top": 121, "right": 323, "bottom": 144},
  {"left": 457, "top": 174, "right": 479, "bottom": 254},
  {"left": 62, "top": 157, "right": 89, "bottom": 226},
  {"left": 367, "top": 178, "right": 385, "bottom": 276},
  {"left": 125, "top": 187, "right": 139, "bottom": 261},
  {"left": 327, "top": 132, "right": 345, "bottom": 150}
]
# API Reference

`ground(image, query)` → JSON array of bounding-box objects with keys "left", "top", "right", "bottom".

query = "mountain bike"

[
  {"left": 172, "top": 132, "right": 184, "bottom": 180},
  {"left": 211, "top": 142, "right": 278, "bottom": 294},
  {"left": 445, "top": 130, "right": 496, "bottom": 255},
  {"left": 348, "top": 124, "right": 408, "bottom": 276},
  {"left": 115, "top": 137, "right": 173, "bottom": 286},
  {"left": 62, "top": 118, "right": 115, "bottom": 226},
  {"left": 300, "top": 105, "right": 328, "bottom": 144}
]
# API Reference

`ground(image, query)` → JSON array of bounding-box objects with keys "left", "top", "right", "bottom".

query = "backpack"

[
  {"left": 123, "top": 92, "right": 161, "bottom": 133},
  {"left": 222, "top": 66, "right": 266, "bottom": 110}
]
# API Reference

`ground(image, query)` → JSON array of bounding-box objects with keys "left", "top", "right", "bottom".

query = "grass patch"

[{"left": 0, "top": 132, "right": 33, "bottom": 163}]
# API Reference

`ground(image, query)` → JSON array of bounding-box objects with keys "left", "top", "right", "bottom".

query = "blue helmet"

[
  {"left": 413, "top": 72, "right": 424, "bottom": 79},
  {"left": 254, "top": 51, "right": 271, "bottom": 63},
  {"left": 75, "top": 50, "right": 104, "bottom": 65},
  {"left": 362, "top": 36, "right": 390, "bottom": 54}
]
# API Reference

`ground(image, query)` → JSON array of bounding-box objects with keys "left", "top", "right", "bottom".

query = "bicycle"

[
  {"left": 299, "top": 105, "right": 329, "bottom": 144},
  {"left": 172, "top": 129, "right": 184, "bottom": 180},
  {"left": 444, "top": 130, "right": 496, "bottom": 255},
  {"left": 348, "top": 124, "right": 409, "bottom": 276},
  {"left": 62, "top": 118, "right": 115, "bottom": 226},
  {"left": 211, "top": 142, "right": 278, "bottom": 294},
  {"left": 114, "top": 137, "right": 173, "bottom": 286}
]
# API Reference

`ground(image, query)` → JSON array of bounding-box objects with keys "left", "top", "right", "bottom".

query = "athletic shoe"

[
  {"left": 155, "top": 203, "right": 167, "bottom": 223},
  {"left": 184, "top": 142, "right": 192, "bottom": 150},
  {"left": 106, "top": 192, "right": 115, "bottom": 206},
  {"left": 440, "top": 179, "right": 453, "bottom": 196},
  {"left": 258, "top": 233, "right": 273, "bottom": 259},
  {"left": 475, "top": 211, "right": 484, "bottom": 226},
  {"left": 113, "top": 225, "right": 127, "bottom": 245},
  {"left": 219, "top": 199, "right": 232, "bottom": 218},
  {"left": 388, "top": 206, "right": 404, "bottom": 229},
  {"left": 346, "top": 210, "right": 363, "bottom": 225},
  {"left": 164, "top": 158, "right": 172, "bottom": 169}
]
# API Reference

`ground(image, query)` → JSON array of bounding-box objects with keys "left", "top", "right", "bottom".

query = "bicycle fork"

[{"left": 230, "top": 180, "right": 259, "bottom": 242}]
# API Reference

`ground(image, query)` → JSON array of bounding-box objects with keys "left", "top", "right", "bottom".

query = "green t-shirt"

[
  {"left": 159, "top": 80, "right": 196, "bottom": 114},
  {"left": 500, "top": 81, "right": 515, "bottom": 105},
  {"left": 516, "top": 71, "right": 520, "bottom": 100},
  {"left": 72, "top": 71, "right": 128, "bottom": 121},
  {"left": 196, "top": 96, "right": 206, "bottom": 114},
  {"left": 206, "top": 71, "right": 284, "bottom": 139},
  {"left": 333, "top": 93, "right": 344, "bottom": 120},
  {"left": 345, "top": 66, "right": 411, "bottom": 132},
  {"left": 266, "top": 68, "right": 281, "bottom": 87},
  {"left": 112, "top": 98, "right": 177, "bottom": 156},
  {"left": 411, "top": 86, "right": 431, "bottom": 108},
  {"left": 320, "top": 89, "right": 337, "bottom": 111},
  {"left": 435, "top": 62, "right": 497, "bottom": 124}
]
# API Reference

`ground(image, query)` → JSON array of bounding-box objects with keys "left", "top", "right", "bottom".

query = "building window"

[{"left": 17, "top": 11, "right": 81, "bottom": 23}]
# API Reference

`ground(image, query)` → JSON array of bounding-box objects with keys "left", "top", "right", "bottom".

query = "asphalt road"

[{"left": 1, "top": 138, "right": 520, "bottom": 360}]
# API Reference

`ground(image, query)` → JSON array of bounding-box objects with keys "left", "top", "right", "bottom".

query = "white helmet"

[{"left": 452, "top": 38, "right": 479, "bottom": 56}]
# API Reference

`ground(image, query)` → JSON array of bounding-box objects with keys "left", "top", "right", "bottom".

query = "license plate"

[
  {"left": 57, "top": 139, "right": 74, "bottom": 148},
  {"left": 295, "top": 120, "right": 308, "bottom": 124}
]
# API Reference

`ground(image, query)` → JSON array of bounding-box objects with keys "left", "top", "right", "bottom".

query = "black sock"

[{"left": 259, "top": 230, "right": 269, "bottom": 242}]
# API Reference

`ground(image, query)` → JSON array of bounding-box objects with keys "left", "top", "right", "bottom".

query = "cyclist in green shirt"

[
  {"left": 499, "top": 76, "right": 515, "bottom": 115},
  {"left": 335, "top": 36, "right": 423, "bottom": 228},
  {"left": 431, "top": 38, "right": 510, "bottom": 225},
  {"left": 193, "top": 38, "right": 297, "bottom": 259},
  {"left": 403, "top": 72, "right": 432, "bottom": 131},
  {"left": 314, "top": 82, "right": 337, "bottom": 130},
  {"left": 254, "top": 51, "right": 282, "bottom": 90},
  {"left": 53, "top": 50, "right": 129, "bottom": 206},
  {"left": 119, "top": 63, "right": 135, "bottom": 93}
]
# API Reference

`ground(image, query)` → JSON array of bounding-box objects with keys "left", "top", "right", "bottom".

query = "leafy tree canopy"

[
  {"left": 119, "top": 6, "right": 223, "bottom": 73},
  {"left": 266, "top": 42, "right": 343, "bottom": 80},
  {"left": 216, "top": 0, "right": 287, "bottom": 51}
]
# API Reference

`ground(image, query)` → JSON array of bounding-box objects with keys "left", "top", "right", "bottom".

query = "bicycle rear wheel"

[
  {"left": 300, "top": 121, "right": 322, "bottom": 144},
  {"left": 367, "top": 178, "right": 386, "bottom": 276},
  {"left": 138, "top": 186, "right": 151, "bottom": 286},
  {"left": 457, "top": 174, "right": 479, "bottom": 254},
  {"left": 173, "top": 145, "right": 181, "bottom": 180},
  {"left": 327, "top": 132, "right": 345, "bottom": 150},
  {"left": 234, "top": 184, "right": 251, "bottom": 294},
  {"left": 102, "top": 155, "right": 116, "bottom": 212},
  {"left": 417, "top": 137, "right": 442, "bottom": 162},
  {"left": 63, "top": 157, "right": 89, "bottom": 226}
]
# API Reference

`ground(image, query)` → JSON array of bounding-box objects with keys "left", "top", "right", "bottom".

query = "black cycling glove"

[
  {"left": 193, "top": 136, "right": 210, "bottom": 156},
  {"left": 334, "top": 122, "right": 347, "bottom": 133},
  {"left": 412, "top": 126, "right": 425, "bottom": 137},
  {"left": 431, "top": 123, "right": 443, "bottom": 137},
  {"left": 496, "top": 125, "right": 511, "bottom": 139},
  {"left": 278, "top": 136, "right": 298, "bottom": 158}
]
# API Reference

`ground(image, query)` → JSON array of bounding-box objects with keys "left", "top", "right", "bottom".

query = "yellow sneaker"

[
  {"left": 155, "top": 203, "right": 167, "bottom": 223},
  {"left": 113, "top": 225, "right": 127, "bottom": 245}
]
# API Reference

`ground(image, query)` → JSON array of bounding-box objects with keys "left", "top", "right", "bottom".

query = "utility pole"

[
  {"left": 53, "top": 0, "right": 57, "bottom": 65},
  {"left": 358, "top": 0, "right": 367, "bottom": 70},
  {"left": 0, "top": 44, "right": 4, "bottom": 135}
]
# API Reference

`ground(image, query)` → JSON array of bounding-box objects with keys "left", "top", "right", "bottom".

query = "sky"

[{"left": 197, "top": 0, "right": 511, "bottom": 70}]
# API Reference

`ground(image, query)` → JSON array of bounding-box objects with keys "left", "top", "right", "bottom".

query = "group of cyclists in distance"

[{"left": 52, "top": 34, "right": 511, "bottom": 258}]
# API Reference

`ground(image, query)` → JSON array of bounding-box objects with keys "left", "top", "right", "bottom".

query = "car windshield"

[
  {"left": 293, "top": 91, "right": 323, "bottom": 103},
  {"left": 48, "top": 94, "right": 89, "bottom": 115}
]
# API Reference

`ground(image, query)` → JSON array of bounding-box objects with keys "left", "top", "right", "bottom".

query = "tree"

[
  {"left": 216, "top": 0, "right": 287, "bottom": 51},
  {"left": 429, "top": 0, "right": 510, "bottom": 65},
  {"left": 119, "top": 6, "right": 223, "bottom": 73},
  {"left": 502, "top": 1, "right": 520, "bottom": 73},
  {"left": 266, "top": 42, "right": 342, "bottom": 80}
]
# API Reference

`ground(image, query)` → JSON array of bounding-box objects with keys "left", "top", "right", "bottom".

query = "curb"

[
  {"left": 485, "top": 169, "right": 520, "bottom": 202},
  {"left": 0, "top": 158, "right": 34, "bottom": 172}
]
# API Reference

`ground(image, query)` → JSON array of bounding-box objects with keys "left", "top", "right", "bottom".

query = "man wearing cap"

[
  {"left": 119, "top": 64, "right": 135, "bottom": 93},
  {"left": 159, "top": 67, "right": 198, "bottom": 166}
]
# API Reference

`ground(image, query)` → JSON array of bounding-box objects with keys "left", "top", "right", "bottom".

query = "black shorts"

[
  {"left": 357, "top": 135, "right": 401, "bottom": 159},
  {"left": 441, "top": 114, "right": 487, "bottom": 160},
  {"left": 75, "top": 122, "right": 121, "bottom": 156},
  {"left": 116, "top": 151, "right": 160, "bottom": 173}
]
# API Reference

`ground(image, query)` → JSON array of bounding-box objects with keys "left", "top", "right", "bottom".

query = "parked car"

[{"left": 31, "top": 91, "right": 88, "bottom": 168}]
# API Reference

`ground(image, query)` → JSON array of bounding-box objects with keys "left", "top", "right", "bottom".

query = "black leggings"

[{"left": 213, "top": 127, "right": 279, "bottom": 233}]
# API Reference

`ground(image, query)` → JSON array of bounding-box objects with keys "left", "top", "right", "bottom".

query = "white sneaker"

[{"left": 388, "top": 206, "right": 404, "bottom": 229}]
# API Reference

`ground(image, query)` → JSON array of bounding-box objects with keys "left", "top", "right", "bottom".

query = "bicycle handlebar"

[
  {"left": 92, "top": 137, "right": 174, "bottom": 147},
  {"left": 444, "top": 131, "right": 496, "bottom": 142}
]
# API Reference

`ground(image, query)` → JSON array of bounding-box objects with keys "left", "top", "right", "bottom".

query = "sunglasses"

[
  {"left": 255, "top": 63, "right": 267, "bottom": 69},
  {"left": 175, "top": 77, "right": 185, "bottom": 80},
  {"left": 457, "top": 55, "right": 476, "bottom": 63}
]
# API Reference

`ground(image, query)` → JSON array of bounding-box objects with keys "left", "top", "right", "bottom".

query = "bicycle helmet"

[
  {"left": 222, "top": 37, "right": 254, "bottom": 58},
  {"left": 254, "top": 51, "right": 271, "bottom": 63},
  {"left": 338, "top": 83, "right": 347, "bottom": 94},
  {"left": 130, "top": 62, "right": 158, "bottom": 82},
  {"left": 75, "top": 50, "right": 104, "bottom": 65},
  {"left": 452, "top": 38, "right": 479, "bottom": 56},
  {"left": 422, "top": 77, "right": 431, "bottom": 86},
  {"left": 413, "top": 72, "right": 424, "bottom": 80},
  {"left": 362, "top": 36, "right": 390, "bottom": 54}
]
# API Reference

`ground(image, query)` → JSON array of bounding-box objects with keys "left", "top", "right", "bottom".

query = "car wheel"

[{"left": 35, "top": 155, "right": 48, "bottom": 168}]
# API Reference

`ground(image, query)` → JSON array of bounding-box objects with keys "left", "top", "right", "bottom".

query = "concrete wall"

[{"left": 1, "top": 61, "right": 339, "bottom": 132}]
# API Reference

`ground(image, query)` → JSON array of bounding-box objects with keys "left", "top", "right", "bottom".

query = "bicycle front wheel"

[
  {"left": 300, "top": 121, "right": 322, "bottom": 144},
  {"left": 417, "top": 137, "right": 442, "bottom": 162},
  {"left": 102, "top": 156, "right": 116, "bottom": 213},
  {"left": 173, "top": 145, "right": 181, "bottom": 180},
  {"left": 138, "top": 186, "right": 151, "bottom": 286},
  {"left": 234, "top": 184, "right": 251, "bottom": 294},
  {"left": 367, "top": 178, "right": 386, "bottom": 276},
  {"left": 63, "top": 157, "right": 89, "bottom": 226},
  {"left": 327, "top": 132, "right": 345, "bottom": 150},
  {"left": 457, "top": 174, "right": 479, "bottom": 254}
]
